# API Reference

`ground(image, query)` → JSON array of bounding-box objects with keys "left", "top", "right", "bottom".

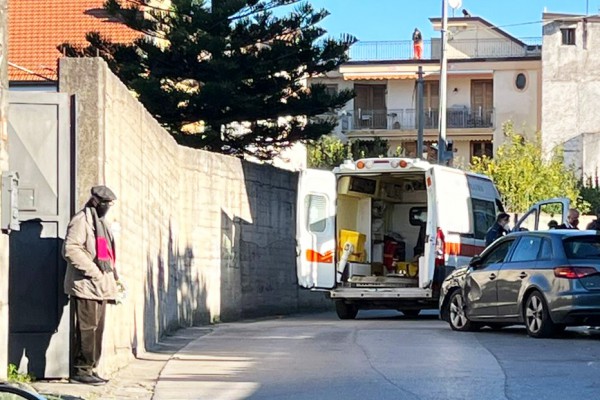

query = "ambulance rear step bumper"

[{"left": 330, "top": 288, "right": 433, "bottom": 299}]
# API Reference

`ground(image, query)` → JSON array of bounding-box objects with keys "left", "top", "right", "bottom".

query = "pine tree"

[{"left": 59, "top": 0, "right": 356, "bottom": 159}]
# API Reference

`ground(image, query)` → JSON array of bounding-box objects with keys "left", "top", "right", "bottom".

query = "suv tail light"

[
  {"left": 435, "top": 228, "right": 445, "bottom": 268},
  {"left": 554, "top": 267, "right": 599, "bottom": 279}
]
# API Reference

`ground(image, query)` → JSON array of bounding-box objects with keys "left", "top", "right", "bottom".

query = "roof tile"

[{"left": 8, "top": 0, "right": 140, "bottom": 82}]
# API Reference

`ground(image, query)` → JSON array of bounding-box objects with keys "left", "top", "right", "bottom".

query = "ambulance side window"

[
  {"left": 305, "top": 194, "right": 327, "bottom": 233},
  {"left": 472, "top": 199, "right": 496, "bottom": 240}
]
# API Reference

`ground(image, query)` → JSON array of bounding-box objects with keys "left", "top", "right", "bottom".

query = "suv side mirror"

[{"left": 469, "top": 255, "right": 482, "bottom": 268}]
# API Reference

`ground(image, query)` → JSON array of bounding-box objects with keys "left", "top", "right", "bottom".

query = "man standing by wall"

[{"left": 63, "top": 186, "right": 119, "bottom": 385}]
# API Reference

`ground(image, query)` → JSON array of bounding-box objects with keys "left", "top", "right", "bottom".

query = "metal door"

[{"left": 7, "top": 92, "right": 72, "bottom": 378}]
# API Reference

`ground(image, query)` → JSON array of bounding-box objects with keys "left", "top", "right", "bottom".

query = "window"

[
  {"left": 403, "top": 141, "right": 417, "bottom": 157},
  {"left": 470, "top": 141, "right": 493, "bottom": 163},
  {"left": 481, "top": 239, "right": 515, "bottom": 267},
  {"left": 539, "top": 238, "right": 553, "bottom": 260},
  {"left": 563, "top": 236, "right": 600, "bottom": 259},
  {"left": 305, "top": 194, "right": 327, "bottom": 232},
  {"left": 471, "top": 80, "right": 494, "bottom": 127},
  {"left": 472, "top": 199, "right": 496, "bottom": 240},
  {"left": 518, "top": 210, "right": 537, "bottom": 232},
  {"left": 561, "top": 28, "right": 576, "bottom": 45},
  {"left": 424, "top": 81, "right": 440, "bottom": 109},
  {"left": 354, "top": 84, "right": 387, "bottom": 129},
  {"left": 515, "top": 73, "right": 527, "bottom": 90},
  {"left": 510, "top": 236, "right": 543, "bottom": 262},
  {"left": 325, "top": 84, "right": 338, "bottom": 96},
  {"left": 409, "top": 207, "right": 427, "bottom": 226},
  {"left": 540, "top": 202, "right": 565, "bottom": 231}
]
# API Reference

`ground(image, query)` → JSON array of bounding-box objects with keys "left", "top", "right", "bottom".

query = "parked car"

[
  {"left": 439, "top": 230, "right": 600, "bottom": 338},
  {"left": 0, "top": 384, "right": 47, "bottom": 400}
]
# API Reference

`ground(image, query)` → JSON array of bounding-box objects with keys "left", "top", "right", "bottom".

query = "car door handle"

[
  {"left": 519, "top": 272, "right": 528, "bottom": 279},
  {"left": 489, "top": 273, "right": 497, "bottom": 280}
]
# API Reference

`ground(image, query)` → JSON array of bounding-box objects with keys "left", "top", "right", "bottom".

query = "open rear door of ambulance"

[
  {"left": 297, "top": 169, "right": 337, "bottom": 289},
  {"left": 425, "top": 166, "right": 472, "bottom": 289}
]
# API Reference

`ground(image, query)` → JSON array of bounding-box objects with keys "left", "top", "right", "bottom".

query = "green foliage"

[
  {"left": 59, "top": 0, "right": 356, "bottom": 160},
  {"left": 350, "top": 138, "right": 390, "bottom": 160},
  {"left": 7, "top": 363, "right": 34, "bottom": 383},
  {"left": 307, "top": 135, "right": 349, "bottom": 169},
  {"left": 470, "top": 122, "right": 588, "bottom": 213},
  {"left": 307, "top": 136, "right": 395, "bottom": 169},
  {"left": 579, "top": 185, "right": 600, "bottom": 214}
]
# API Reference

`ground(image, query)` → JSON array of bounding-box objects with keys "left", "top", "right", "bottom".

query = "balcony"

[
  {"left": 348, "top": 38, "right": 542, "bottom": 62},
  {"left": 342, "top": 108, "right": 494, "bottom": 131}
]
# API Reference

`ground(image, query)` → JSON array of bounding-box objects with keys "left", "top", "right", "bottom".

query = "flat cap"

[{"left": 91, "top": 185, "right": 117, "bottom": 201}]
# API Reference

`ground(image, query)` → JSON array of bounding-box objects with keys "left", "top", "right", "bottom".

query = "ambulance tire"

[{"left": 335, "top": 300, "right": 358, "bottom": 320}]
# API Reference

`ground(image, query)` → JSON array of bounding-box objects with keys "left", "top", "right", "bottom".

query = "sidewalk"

[{"left": 31, "top": 327, "right": 212, "bottom": 400}]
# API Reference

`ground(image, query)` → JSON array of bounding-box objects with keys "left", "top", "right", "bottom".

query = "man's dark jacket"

[{"left": 485, "top": 222, "right": 506, "bottom": 246}]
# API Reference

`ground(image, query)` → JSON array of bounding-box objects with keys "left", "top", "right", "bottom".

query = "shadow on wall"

[
  {"left": 8, "top": 219, "right": 69, "bottom": 378},
  {"left": 143, "top": 222, "right": 209, "bottom": 350},
  {"left": 218, "top": 161, "right": 328, "bottom": 321}
]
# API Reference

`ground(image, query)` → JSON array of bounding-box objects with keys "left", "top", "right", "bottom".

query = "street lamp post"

[{"left": 437, "top": 0, "right": 449, "bottom": 164}]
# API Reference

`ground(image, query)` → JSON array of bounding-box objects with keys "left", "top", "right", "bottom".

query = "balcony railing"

[
  {"left": 342, "top": 108, "right": 494, "bottom": 131},
  {"left": 348, "top": 38, "right": 542, "bottom": 62}
]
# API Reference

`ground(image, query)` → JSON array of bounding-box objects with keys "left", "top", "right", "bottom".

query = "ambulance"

[{"left": 296, "top": 157, "right": 568, "bottom": 319}]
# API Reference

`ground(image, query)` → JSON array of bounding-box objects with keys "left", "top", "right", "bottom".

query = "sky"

[{"left": 291, "top": 0, "right": 600, "bottom": 42}]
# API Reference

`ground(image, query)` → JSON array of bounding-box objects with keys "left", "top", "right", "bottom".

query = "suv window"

[
  {"left": 480, "top": 239, "right": 515, "bottom": 267},
  {"left": 539, "top": 238, "right": 553, "bottom": 260},
  {"left": 563, "top": 236, "right": 600, "bottom": 259},
  {"left": 510, "top": 236, "right": 543, "bottom": 262}
]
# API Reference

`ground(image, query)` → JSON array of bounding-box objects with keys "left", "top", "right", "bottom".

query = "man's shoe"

[
  {"left": 92, "top": 372, "right": 109, "bottom": 383},
  {"left": 69, "top": 374, "right": 106, "bottom": 385}
]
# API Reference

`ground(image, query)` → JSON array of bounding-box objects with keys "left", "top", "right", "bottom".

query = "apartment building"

[
  {"left": 541, "top": 13, "right": 600, "bottom": 181},
  {"left": 313, "top": 16, "right": 542, "bottom": 166}
]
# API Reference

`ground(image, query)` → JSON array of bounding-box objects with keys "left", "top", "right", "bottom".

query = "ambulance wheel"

[
  {"left": 400, "top": 309, "right": 421, "bottom": 318},
  {"left": 335, "top": 301, "right": 358, "bottom": 320}
]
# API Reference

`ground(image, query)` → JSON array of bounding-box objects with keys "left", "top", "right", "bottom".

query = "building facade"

[
  {"left": 313, "top": 17, "right": 542, "bottom": 167},
  {"left": 541, "top": 13, "right": 600, "bottom": 181}
]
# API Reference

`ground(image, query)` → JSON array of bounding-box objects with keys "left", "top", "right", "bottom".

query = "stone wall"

[
  {"left": 542, "top": 17, "right": 600, "bottom": 179},
  {"left": 59, "top": 58, "right": 329, "bottom": 374},
  {"left": 0, "top": 0, "right": 9, "bottom": 381}
]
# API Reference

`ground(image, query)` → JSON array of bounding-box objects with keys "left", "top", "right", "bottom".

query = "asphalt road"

[{"left": 153, "top": 310, "right": 600, "bottom": 400}]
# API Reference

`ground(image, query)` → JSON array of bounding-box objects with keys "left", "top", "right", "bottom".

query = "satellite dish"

[{"left": 449, "top": 0, "right": 462, "bottom": 9}]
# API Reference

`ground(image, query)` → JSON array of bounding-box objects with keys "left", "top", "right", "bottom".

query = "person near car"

[
  {"left": 557, "top": 208, "right": 580, "bottom": 229},
  {"left": 586, "top": 207, "right": 600, "bottom": 230},
  {"left": 63, "top": 185, "right": 119, "bottom": 385},
  {"left": 485, "top": 212, "right": 510, "bottom": 246}
]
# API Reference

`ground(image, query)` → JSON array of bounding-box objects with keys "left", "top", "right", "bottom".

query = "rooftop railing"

[{"left": 348, "top": 38, "right": 542, "bottom": 62}]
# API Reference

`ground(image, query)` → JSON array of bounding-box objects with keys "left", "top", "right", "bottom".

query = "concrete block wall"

[{"left": 58, "top": 58, "right": 330, "bottom": 375}]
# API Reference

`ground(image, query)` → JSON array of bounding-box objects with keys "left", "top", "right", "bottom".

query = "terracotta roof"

[{"left": 8, "top": 0, "right": 140, "bottom": 82}]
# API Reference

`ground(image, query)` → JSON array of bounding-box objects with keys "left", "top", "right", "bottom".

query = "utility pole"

[
  {"left": 437, "top": 0, "right": 449, "bottom": 165},
  {"left": 416, "top": 66, "right": 425, "bottom": 159}
]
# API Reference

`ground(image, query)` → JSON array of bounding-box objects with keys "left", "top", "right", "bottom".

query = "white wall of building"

[
  {"left": 493, "top": 68, "right": 540, "bottom": 146},
  {"left": 542, "top": 16, "right": 600, "bottom": 178}
]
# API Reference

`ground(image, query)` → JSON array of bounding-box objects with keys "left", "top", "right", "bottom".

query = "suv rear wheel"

[{"left": 524, "top": 290, "right": 561, "bottom": 338}]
